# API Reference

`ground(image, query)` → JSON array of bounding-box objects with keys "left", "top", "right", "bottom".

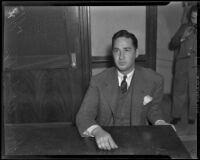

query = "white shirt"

[{"left": 82, "top": 69, "right": 167, "bottom": 137}]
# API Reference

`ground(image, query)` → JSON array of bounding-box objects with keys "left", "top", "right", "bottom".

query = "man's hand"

[
  {"left": 92, "top": 126, "right": 118, "bottom": 150},
  {"left": 155, "top": 120, "right": 176, "bottom": 132},
  {"left": 181, "top": 26, "right": 194, "bottom": 41}
]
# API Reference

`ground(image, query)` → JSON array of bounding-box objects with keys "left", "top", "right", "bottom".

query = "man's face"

[
  {"left": 191, "top": 11, "right": 197, "bottom": 25},
  {"left": 112, "top": 37, "right": 138, "bottom": 75}
]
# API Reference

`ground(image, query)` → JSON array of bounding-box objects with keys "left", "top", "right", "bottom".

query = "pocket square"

[{"left": 143, "top": 95, "right": 153, "bottom": 105}]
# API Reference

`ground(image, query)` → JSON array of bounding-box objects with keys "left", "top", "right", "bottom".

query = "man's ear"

[{"left": 135, "top": 49, "right": 139, "bottom": 58}]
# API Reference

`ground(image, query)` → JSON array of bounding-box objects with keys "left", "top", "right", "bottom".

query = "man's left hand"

[{"left": 155, "top": 120, "right": 176, "bottom": 132}]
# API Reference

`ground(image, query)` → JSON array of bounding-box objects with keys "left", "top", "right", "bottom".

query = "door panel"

[
  {"left": 4, "top": 69, "right": 73, "bottom": 123},
  {"left": 4, "top": 6, "right": 70, "bottom": 69},
  {"left": 3, "top": 6, "right": 88, "bottom": 124}
]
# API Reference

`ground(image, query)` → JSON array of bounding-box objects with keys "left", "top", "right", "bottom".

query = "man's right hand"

[
  {"left": 92, "top": 126, "right": 118, "bottom": 150},
  {"left": 181, "top": 26, "right": 194, "bottom": 40}
]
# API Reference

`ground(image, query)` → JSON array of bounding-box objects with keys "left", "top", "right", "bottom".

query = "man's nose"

[{"left": 119, "top": 51, "right": 125, "bottom": 60}]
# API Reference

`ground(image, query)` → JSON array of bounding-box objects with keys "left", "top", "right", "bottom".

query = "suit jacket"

[{"left": 76, "top": 66, "right": 164, "bottom": 136}]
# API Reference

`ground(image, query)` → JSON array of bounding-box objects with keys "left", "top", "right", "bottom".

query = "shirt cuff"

[
  {"left": 83, "top": 124, "right": 100, "bottom": 137},
  {"left": 154, "top": 120, "right": 166, "bottom": 125}
]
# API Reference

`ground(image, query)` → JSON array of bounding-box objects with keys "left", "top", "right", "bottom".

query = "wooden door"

[{"left": 3, "top": 6, "right": 90, "bottom": 124}]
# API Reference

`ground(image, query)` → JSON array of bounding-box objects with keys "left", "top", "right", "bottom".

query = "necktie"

[{"left": 121, "top": 75, "right": 127, "bottom": 94}]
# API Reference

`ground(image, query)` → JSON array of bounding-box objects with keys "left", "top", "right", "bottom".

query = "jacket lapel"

[
  {"left": 102, "top": 68, "right": 119, "bottom": 114},
  {"left": 131, "top": 67, "right": 146, "bottom": 125}
]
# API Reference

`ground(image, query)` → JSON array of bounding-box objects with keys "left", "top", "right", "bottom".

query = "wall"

[
  {"left": 91, "top": 6, "right": 146, "bottom": 56},
  {"left": 156, "top": 2, "right": 183, "bottom": 93}
]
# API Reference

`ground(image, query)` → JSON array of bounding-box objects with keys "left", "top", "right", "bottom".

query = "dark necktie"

[{"left": 121, "top": 75, "right": 127, "bottom": 94}]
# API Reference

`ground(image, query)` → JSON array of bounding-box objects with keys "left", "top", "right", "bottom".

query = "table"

[{"left": 3, "top": 123, "right": 191, "bottom": 158}]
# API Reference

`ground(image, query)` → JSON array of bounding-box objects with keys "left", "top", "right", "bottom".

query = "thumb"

[{"left": 170, "top": 124, "right": 176, "bottom": 132}]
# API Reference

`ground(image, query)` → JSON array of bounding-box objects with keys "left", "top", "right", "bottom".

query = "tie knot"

[{"left": 123, "top": 75, "right": 127, "bottom": 80}]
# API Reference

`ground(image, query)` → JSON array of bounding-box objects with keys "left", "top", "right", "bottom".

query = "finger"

[
  {"left": 108, "top": 136, "right": 118, "bottom": 149},
  {"left": 98, "top": 138, "right": 107, "bottom": 150},
  {"left": 103, "top": 138, "right": 111, "bottom": 150},
  {"left": 100, "top": 139, "right": 107, "bottom": 150},
  {"left": 171, "top": 125, "right": 176, "bottom": 132},
  {"left": 96, "top": 139, "right": 103, "bottom": 150}
]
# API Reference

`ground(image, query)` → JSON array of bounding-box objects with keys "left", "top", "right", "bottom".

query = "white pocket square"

[{"left": 143, "top": 95, "right": 153, "bottom": 105}]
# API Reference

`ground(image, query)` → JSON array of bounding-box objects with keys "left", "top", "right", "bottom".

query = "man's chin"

[
  {"left": 116, "top": 65, "right": 135, "bottom": 73},
  {"left": 117, "top": 67, "right": 128, "bottom": 72}
]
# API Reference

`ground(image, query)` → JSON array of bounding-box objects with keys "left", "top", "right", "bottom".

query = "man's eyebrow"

[{"left": 123, "top": 47, "right": 132, "bottom": 49}]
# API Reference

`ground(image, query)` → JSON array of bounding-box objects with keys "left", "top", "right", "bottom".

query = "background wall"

[
  {"left": 156, "top": 2, "right": 183, "bottom": 94},
  {"left": 91, "top": 6, "right": 146, "bottom": 57}
]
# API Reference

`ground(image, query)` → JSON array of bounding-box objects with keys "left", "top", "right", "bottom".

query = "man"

[
  {"left": 76, "top": 30, "right": 175, "bottom": 150},
  {"left": 169, "top": 5, "right": 197, "bottom": 125}
]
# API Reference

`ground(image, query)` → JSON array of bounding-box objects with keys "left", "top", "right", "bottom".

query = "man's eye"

[{"left": 124, "top": 49, "right": 129, "bottom": 51}]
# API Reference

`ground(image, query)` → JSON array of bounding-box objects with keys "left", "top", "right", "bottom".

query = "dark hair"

[
  {"left": 187, "top": 5, "right": 197, "bottom": 24},
  {"left": 112, "top": 30, "right": 138, "bottom": 49}
]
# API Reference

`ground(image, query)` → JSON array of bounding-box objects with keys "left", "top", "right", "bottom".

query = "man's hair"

[
  {"left": 187, "top": 5, "right": 197, "bottom": 24},
  {"left": 112, "top": 30, "right": 138, "bottom": 49}
]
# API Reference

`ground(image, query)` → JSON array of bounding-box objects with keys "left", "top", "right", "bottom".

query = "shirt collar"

[
  {"left": 117, "top": 69, "right": 135, "bottom": 87},
  {"left": 117, "top": 69, "right": 134, "bottom": 79}
]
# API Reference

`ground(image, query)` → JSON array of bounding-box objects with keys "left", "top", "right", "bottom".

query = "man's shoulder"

[
  {"left": 137, "top": 66, "right": 163, "bottom": 82},
  {"left": 91, "top": 67, "right": 115, "bottom": 83}
]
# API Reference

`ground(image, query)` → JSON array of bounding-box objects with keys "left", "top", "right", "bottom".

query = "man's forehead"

[{"left": 114, "top": 37, "right": 132, "bottom": 44}]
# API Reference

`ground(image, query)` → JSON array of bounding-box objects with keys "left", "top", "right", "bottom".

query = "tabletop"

[{"left": 3, "top": 123, "right": 191, "bottom": 158}]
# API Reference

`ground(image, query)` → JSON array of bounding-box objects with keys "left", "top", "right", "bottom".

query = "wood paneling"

[
  {"left": 91, "top": 55, "right": 147, "bottom": 68},
  {"left": 3, "top": 6, "right": 90, "bottom": 124},
  {"left": 4, "top": 69, "right": 73, "bottom": 123}
]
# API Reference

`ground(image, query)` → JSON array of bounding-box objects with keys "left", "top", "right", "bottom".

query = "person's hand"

[
  {"left": 155, "top": 120, "right": 176, "bottom": 132},
  {"left": 181, "top": 26, "right": 194, "bottom": 41},
  {"left": 92, "top": 126, "right": 118, "bottom": 150}
]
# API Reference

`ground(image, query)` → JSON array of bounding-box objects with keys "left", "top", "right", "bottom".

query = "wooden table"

[{"left": 3, "top": 123, "right": 191, "bottom": 159}]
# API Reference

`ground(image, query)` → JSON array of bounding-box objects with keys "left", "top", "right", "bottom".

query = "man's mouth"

[{"left": 118, "top": 61, "right": 126, "bottom": 65}]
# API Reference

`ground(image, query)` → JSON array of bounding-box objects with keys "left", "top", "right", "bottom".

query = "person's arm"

[
  {"left": 147, "top": 76, "right": 176, "bottom": 131},
  {"left": 147, "top": 75, "right": 165, "bottom": 123},
  {"left": 76, "top": 79, "right": 99, "bottom": 137},
  {"left": 169, "top": 24, "right": 187, "bottom": 50},
  {"left": 76, "top": 79, "right": 118, "bottom": 150}
]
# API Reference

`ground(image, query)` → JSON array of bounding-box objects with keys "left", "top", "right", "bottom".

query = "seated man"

[{"left": 76, "top": 30, "right": 175, "bottom": 150}]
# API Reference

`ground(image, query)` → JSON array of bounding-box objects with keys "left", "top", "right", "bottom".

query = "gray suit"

[{"left": 76, "top": 66, "right": 164, "bottom": 136}]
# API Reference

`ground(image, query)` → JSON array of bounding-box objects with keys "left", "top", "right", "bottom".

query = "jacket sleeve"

[
  {"left": 169, "top": 24, "right": 187, "bottom": 51},
  {"left": 147, "top": 75, "right": 165, "bottom": 124},
  {"left": 76, "top": 79, "right": 99, "bottom": 137}
]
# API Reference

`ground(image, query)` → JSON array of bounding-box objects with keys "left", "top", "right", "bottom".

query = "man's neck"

[
  {"left": 118, "top": 67, "right": 135, "bottom": 76},
  {"left": 117, "top": 68, "right": 135, "bottom": 77}
]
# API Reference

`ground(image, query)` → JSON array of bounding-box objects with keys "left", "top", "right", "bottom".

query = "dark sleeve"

[
  {"left": 147, "top": 75, "right": 165, "bottom": 124},
  {"left": 168, "top": 24, "right": 187, "bottom": 50},
  {"left": 76, "top": 79, "right": 99, "bottom": 137}
]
